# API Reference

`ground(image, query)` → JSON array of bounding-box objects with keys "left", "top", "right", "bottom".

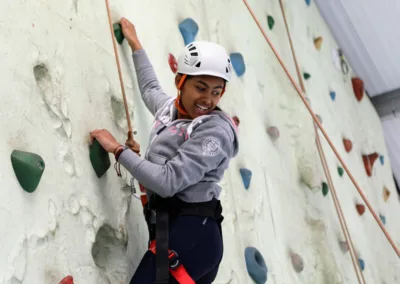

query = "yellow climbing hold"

[
  {"left": 314, "top": 36, "right": 323, "bottom": 50},
  {"left": 383, "top": 187, "right": 391, "bottom": 202}
]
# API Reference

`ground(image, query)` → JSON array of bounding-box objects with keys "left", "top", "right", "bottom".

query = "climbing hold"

[
  {"left": 11, "top": 150, "right": 45, "bottom": 193},
  {"left": 383, "top": 186, "right": 391, "bottom": 202},
  {"left": 379, "top": 155, "right": 384, "bottom": 165},
  {"left": 59, "top": 275, "right": 74, "bottom": 284},
  {"left": 314, "top": 37, "right": 323, "bottom": 50},
  {"left": 356, "top": 204, "right": 365, "bottom": 216},
  {"left": 329, "top": 91, "right": 336, "bottom": 101},
  {"left": 113, "top": 23, "right": 124, "bottom": 44},
  {"left": 267, "top": 15, "right": 275, "bottom": 30},
  {"left": 290, "top": 252, "right": 304, "bottom": 273},
  {"left": 168, "top": 53, "right": 178, "bottom": 74},
  {"left": 362, "top": 152, "right": 379, "bottom": 177},
  {"left": 244, "top": 247, "right": 268, "bottom": 284},
  {"left": 338, "top": 167, "right": 344, "bottom": 177},
  {"left": 352, "top": 77, "right": 364, "bottom": 102},
  {"left": 322, "top": 182, "right": 329, "bottom": 196},
  {"left": 267, "top": 126, "right": 280, "bottom": 141},
  {"left": 358, "top": 258, "right": 365, "bottom": 271},
  {"left": 343, "top": 139, "right": 353, "bottom": 153},
  {"left": 90, "top": 139, "right": 111, "bottom": 178},
  {"left": 305, "top": 0, "right": 311, "bottom": 6},
  {"left": 179, "top": 18, "right": 199, "bottom": 45},
  {"left": 230, "top": 53, "right": 246, "bottom": 77},
  {"left": 303, "top": 72, "right": 311, "bottom": 80},
  {"left": 240, "top": 168, "right": 252, "bottom": 190},
  {"left": 232, "top": 116, "right": 240, "bottom": 127},
  {"left": 379, "top": 214, "right": 386, "bottom": 225},
  {"left": 339, "top": 240, "right": 349, "bottom": 253}
]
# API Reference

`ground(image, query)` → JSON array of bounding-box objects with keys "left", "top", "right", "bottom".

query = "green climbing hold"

[
  {"left": 90, "top": 139, "right": 111, "bottom": 178},
  {"left": 338, "top": 167, "right": 344, "bottom": 177},
  {"left": 113, "top": 23, "right": 124, "bottom": 44},
  {"left": 267, "top": 15, "right": 275, "bottom": 30},
  {"left": 303, "top": 72, "right": 311, "bottom": 80},
  {"left": 11, "top": 150, "right": 45, "bottom": 193},
  {"left": 322, "top": 182, "right": 329, "bottom": 196}
]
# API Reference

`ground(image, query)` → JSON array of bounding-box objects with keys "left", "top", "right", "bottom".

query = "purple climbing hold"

[
  {"left": 267, "top": 126, "right": 280, "bottom": 141},
  {"left": 240, "top": 168, "right": 252, "bottom": 190},
  {"left": 290, "top": 252, "right": 304, "bottom": 273},
  {"left": 339, "top": 241, "right": 349, "bottom": 253}
]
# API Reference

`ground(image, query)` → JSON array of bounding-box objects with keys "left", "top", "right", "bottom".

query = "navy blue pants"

[{"left": 129, "top": 215, "right": 223, "bottom": 284}]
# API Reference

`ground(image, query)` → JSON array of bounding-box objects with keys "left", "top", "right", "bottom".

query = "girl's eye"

[
  {"left": 196, "top": 86, "right": 206, "bottom": 92},
  {"left": 212, "top": 91, "right": 221, "bottom": 96}
]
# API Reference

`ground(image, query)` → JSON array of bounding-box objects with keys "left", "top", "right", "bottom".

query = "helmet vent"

[{"left": 195, "top": 62, "right": 201, "bottom": 68}]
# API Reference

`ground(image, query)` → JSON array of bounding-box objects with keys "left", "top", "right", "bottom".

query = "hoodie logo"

[{"left": 202, "top": 136, "right": 221, "bottom": 156}]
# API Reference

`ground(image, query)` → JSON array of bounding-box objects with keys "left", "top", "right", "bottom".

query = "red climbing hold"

[
  {"left": 362, "top": 152, "right": 379, "bottom": 177},
  {"left": 58, "top": 276, "right": 74, "bottom": 284},
  {"left": 343, "top": 139, "right": 352, "bottom": 153},
  {"left": 232, "top": 116, "right": 240, "bottom": 127},
  {"left": 356, "top": 204, "right": 365, "bottom": 216},
  {"left": 168, "top": 53, "right": 178, "bottom": 74},
  {"left": 352, "top": 77, "right": 364, "bottom": 102}
]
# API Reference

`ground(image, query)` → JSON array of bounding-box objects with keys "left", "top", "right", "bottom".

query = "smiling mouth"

[{"left": 195, "top": 104, "right": 210, "bottom": 112}]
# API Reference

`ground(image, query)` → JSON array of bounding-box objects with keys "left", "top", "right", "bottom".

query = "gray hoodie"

[{"left": 118, "top": 49, "right": 239, "bottom": 203}]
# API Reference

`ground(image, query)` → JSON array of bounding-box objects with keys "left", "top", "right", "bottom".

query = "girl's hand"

[
  {"left": 120, "top": 17, "right": 142, "bottom": 51},
  {"left": 89, "top": 129, "right": 120, "bottom": 153}
]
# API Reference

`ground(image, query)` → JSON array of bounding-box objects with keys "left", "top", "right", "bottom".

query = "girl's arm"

[{"left": 121, "top": 17, "right": 170, "bottom": 116}]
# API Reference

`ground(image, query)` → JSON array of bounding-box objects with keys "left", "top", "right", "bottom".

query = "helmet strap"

[{"left": 175, "top": 74, "right": 189, "bottom": 116}]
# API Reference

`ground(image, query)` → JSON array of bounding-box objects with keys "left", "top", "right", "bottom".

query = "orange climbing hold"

[
  {"left": 383, "top": 186, "right": 391, "bottom": 202},
  {"left": 343, "top": 139, "right": 352, "bottom": 153},
  {"left": 314, "top": 37, "right": 323, "bottom": 50},
  {"left": 58, "top": 276, "right": 74, "bottom": 284},
  {"left": 352, "top": 77, "right": 364, "bottom": 102},
  {"left": 362, "top": 152, "right": 379, "bottom": 177},
  {"left": 356, "top": 204, "right": 365, "bottom": 216}
]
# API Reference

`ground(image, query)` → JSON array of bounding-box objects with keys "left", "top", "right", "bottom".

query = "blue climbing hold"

[
  {"left": 380, "top": 155, "right": 384, "bottom": 165},
  {"left": 305, "top": 0, "right": 311, "bottom": 6},
  {"left": 245, "top": 247, "right": 268, "bottom": 284},
  {"left": 358, "top": 258, "right": 365, "bottom": 271},
  {"left": 330, "top": 91, "right": 336, "bottom": 101},
  {"left": 230, "top": 53, "right": 246, "bottom": 77},
  {"left": 380, "top": 214, "right": 386, "bottom": 225},
  {"left": 179, "top": 18, "right": 199, "bottom": 45},
  {"left": 240, "top": 168, "right": 252, "bottom": 189}
]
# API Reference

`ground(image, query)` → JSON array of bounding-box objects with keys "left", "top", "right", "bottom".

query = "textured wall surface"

[{"left": 1, "top": 0, "right": 399, "bottom": 283}]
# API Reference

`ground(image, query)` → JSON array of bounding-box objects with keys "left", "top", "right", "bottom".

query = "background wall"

[{"left": 1, "top": 0, "right": 399, "bottom": 283}]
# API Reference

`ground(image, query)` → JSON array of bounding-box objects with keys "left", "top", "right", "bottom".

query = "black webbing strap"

[{"left": 155, "top": 208, "right": 169, "bottom": 283}]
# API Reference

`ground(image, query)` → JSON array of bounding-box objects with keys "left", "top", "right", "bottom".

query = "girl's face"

[{"left": 176, "top": 74, "right": 225, "bottom": 119}]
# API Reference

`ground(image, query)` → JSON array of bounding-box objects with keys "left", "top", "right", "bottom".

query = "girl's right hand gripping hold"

[{"left": 120, "top": 17, "right": 143, "bottom": 51}]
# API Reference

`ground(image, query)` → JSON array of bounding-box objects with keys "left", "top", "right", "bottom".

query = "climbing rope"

[
  {"left": 278, "top": 1, "right": 365, "bottom": 282},
  {"left": 242, "top": 0, "right": 400, "bottom": 257},
  {"left": 104, "top": 0, "right": 142, "bottom": 200}
]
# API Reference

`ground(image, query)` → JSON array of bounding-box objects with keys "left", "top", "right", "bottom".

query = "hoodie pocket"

[{"left": 147, "top": 152, "right": 168, "bottom": 165}]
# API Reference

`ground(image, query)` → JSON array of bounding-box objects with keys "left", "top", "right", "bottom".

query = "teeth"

[{"left": 196, "top": 104, "right": 209, "bottom": 111}]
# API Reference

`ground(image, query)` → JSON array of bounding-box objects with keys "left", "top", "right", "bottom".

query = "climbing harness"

[{"left": 242, "top": 0, "right": 400, "bottom": 259}]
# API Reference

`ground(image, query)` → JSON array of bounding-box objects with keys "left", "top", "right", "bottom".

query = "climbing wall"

[{"left": 1, "top": 0, "right": 399, "bottom": 283}]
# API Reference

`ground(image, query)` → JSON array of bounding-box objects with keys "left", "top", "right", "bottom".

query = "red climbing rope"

[
  {"left": 242, "top": 0, "right": 400, "bottom": 258},
  {"left": 278, "top": 1, "right": 365, "bottom": 282}
]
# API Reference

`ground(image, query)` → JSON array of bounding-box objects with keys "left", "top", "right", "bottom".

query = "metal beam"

[{"left": 370, "top": 88, "right": 400, "bottom": 118}]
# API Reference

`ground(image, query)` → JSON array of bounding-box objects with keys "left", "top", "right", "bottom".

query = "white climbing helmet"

[{"left": 177, "top": 41, "right": 232, "bottom": 82}]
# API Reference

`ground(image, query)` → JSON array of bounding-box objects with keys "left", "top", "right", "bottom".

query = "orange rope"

[
  {"left": 242, "top": 0, "right": 400, "bottom": 258},
  {"left": 278, "top": 1, "right": 365, "bottom": 282},
  {"left": 104, "top": 0, "right": 134, "bottom": 139}
]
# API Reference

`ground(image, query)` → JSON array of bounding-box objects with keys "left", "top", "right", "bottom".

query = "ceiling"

[{"left": 315, "top": 0, "right": 400, "bottom": 97}]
